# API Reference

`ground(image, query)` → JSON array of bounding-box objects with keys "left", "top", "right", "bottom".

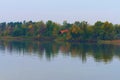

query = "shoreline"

[
  {"left": 98, "top": 40, "right": 120, "bottom": 45},
  {"left": 1, "top": 36, "right": 120, "bottom": 44}
]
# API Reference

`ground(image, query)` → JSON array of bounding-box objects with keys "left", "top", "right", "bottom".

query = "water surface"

[{"left": 0, "top": 40, "right": 120, "bottom": 80}]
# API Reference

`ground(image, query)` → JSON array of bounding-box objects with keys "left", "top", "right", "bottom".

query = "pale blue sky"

[{"left": 0, "top": 0, "right": 120, "bottom": 24}]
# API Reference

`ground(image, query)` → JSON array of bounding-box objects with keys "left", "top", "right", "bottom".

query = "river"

[{"left": 0, "top": 40, "right": 120, "bottom": 80}]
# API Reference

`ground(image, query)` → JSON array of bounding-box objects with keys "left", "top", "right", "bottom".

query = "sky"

[{"left": 0, "top": 0, "right": 120, "bottom": 24}]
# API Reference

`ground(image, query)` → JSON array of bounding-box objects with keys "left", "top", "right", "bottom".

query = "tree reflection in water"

[{"left": 0, "top": 40, "right": 120, "bottom": 63}]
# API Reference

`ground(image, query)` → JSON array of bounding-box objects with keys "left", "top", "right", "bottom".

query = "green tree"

[{"left": 99, "top": 22, "right": 114, "bottom": 40}]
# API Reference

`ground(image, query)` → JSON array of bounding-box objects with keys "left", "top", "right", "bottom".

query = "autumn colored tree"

[{"left": 0, "top": 20, "right": 119, "bottom": 41}]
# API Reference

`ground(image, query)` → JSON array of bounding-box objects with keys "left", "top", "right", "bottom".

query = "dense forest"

[{"left": 0, "top": 20, "right": 120, "bottom": 41}]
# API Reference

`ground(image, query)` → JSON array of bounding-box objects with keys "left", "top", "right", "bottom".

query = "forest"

[{"left": 0, "top": 20, "right": 120, "bottom": 41}]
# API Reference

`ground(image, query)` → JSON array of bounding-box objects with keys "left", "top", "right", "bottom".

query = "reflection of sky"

[
  {"left": 0, "top": 53, "right": 120, "bottom": 80},
  {"left": 0, "top": 0, "right": 120, "bottom": 24}
]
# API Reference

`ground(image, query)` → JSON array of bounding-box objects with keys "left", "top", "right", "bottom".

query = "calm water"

[{"left": 0, "top": 40, "right": 120, "bottom": 80}]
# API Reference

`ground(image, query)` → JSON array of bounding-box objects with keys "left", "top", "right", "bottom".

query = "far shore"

[
  {"left": 98, "top": 40, "right": 120, "bottom": 45},
  {"left": 0, "top": 36, "right": 33, "bottom": 41},
  {"left": 1, "top": 36, "right": 120, "bottom": 45}
]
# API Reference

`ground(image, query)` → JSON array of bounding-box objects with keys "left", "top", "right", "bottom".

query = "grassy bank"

[
  {"left": 98, "top": 40, "right": 120, "bottom": 45},
  {"left": 0, "top": 36, "right": 55, "bottom": 41},
  {"left": 1, "top": 36, "right": 120, "bottom": 45},
  {"left": 0, "top": 36, "right": 35, "bottom": 41}
]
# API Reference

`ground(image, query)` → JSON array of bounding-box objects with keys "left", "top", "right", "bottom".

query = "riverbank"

[
  {"left": 1, "top": 36, "right": 120, "bottom": 44},
  {"left": 0, "top": 36, "right": 33, "bottom": 41},
  {"left": 0, "top": 36, "right": 56, "bottom": 42},
  {"left": 98, "top": 40, "right": 120, "bottom": 45}
]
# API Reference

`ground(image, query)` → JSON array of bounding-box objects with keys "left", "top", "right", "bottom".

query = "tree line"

[{"left": 0, "top": 20, "right": 120, "bottom": 41}]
